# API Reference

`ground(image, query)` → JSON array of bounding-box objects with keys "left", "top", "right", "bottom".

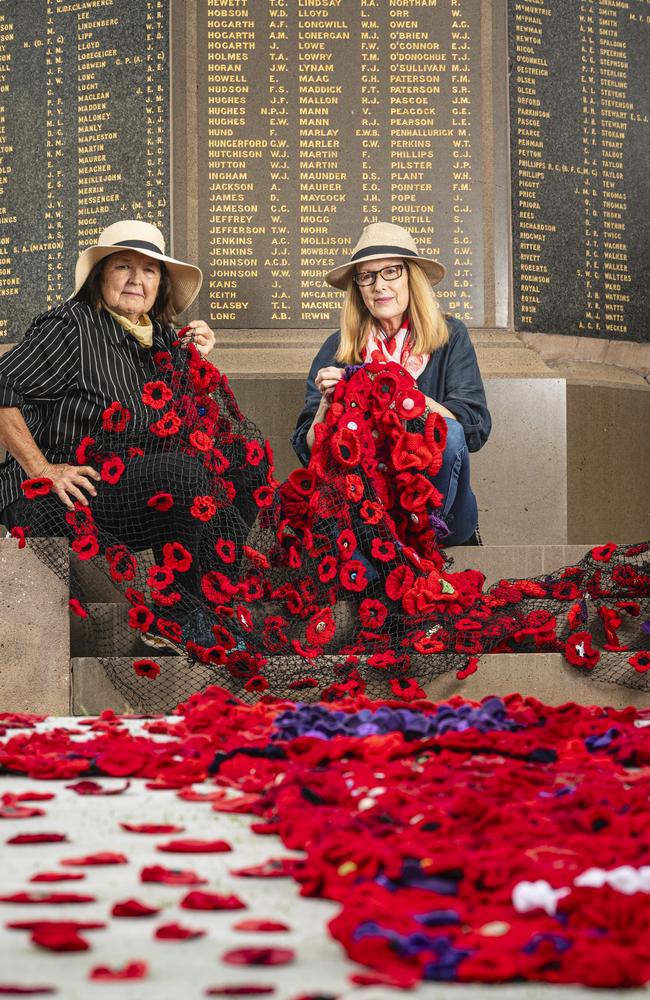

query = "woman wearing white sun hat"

[
  {"left": 292, "top": 222, "right": 491, "bottom": 547},
  {"left": 0, "top": 220, "right": 253, "bottom": 649}
]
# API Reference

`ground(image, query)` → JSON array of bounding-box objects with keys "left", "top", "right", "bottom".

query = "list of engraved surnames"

[
  {"left": 0, "top": 0, "right": 168, "bottom": 341},
  {"left": 510, "top": 0, "right": 649, "bottom": 339},
  {"left": 198, "top": 0, "right": 486, "bottom": 329}
]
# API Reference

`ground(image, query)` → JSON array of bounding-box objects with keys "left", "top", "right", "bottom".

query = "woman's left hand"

[{"left": 181, "top": 320, "right": 216, "bottom": 357}]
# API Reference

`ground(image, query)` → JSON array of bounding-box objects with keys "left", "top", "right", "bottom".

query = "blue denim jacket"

[{"left": 291, "top": 315, "right": 491, "bottom": 466}]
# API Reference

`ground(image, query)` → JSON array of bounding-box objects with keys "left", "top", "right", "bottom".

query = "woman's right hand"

[
  {"left": 314, "top": 366, "right": 343, "bottom": 400},
  {"left": 41, "top": 462, "right": 101, "bottom": 510}
]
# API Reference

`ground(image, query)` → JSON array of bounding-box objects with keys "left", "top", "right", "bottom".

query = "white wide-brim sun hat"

[
  {"left": 325, "top": 222, "right": 445, "bottom": 290},
  {"left": 72, "top": 220, "right": 203, "bottom": 314}
]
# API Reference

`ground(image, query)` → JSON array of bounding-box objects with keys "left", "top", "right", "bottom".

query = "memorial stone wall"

[
  {"left": 509, "top": 0, "right": 649, "bottom": 341},
  {"left": 0, "top": 0, "right": 647, "bottom": 343},
  {"left": 0, "top": 0, "right": 169, "bottom": 341}
]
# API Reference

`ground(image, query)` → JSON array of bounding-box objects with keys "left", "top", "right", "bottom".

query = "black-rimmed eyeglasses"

[{"left": 353, "top": 264, "right": 407, "bottom": 287}]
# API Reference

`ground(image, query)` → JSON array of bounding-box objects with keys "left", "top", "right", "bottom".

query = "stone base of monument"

[
  {"left": 70, "top": 650, "right": 650, "bottom": 716},
  {"left": 0, "top": 537, "right": 70, "bottom": 715},
  {"left": 3, "top": 539, "right": 649, "bottom": 717}
]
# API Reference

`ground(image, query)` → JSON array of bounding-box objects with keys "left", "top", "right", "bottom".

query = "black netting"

[{"left": 8, "top": 344, "right": 649, "bottom": 710}]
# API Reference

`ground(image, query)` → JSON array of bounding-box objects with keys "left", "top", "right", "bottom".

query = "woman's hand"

[
  {"left": 314, "top": 366, "right": 343, "bottom": 399},
  {"left": 41, "top": 462, "right": 101, "bottom": 510},
  {"left": 180, "top": 320, "right": 216, "bottom": 357},
  {"left": 422, "top": 394, "right": 457, "bottom": 422}
]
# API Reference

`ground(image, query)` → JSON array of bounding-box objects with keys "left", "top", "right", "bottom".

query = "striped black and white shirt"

[{"left": 0, "top": 299, "right": 178, "bottom": 512}]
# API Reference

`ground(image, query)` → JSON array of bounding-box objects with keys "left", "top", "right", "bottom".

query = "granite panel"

[
  {"left": 508, "top": 2, "right": 650, "bottom": 341},
  {"left": 0, "top": 2, "right": 170, "bottom": 342}
]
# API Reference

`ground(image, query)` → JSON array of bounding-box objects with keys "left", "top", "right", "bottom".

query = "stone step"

[
  {"left": 449, "top": 543, "right": 596, "bottom": 582},
  {"left": 70, "top": 602, "right": 179, "bottom": 657},
  {"left": 70, "top": 652, "right": 650, "bottom": 716},
  {"left": 71, "top": 546, "right": 646, "bottom": 658}
]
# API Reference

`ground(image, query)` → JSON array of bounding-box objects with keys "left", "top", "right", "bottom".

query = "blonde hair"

[{"left": 335, "top": 261, "right": 449, "bottom": 364}]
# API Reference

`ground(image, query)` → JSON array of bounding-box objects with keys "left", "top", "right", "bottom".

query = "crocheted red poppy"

[
  {"left": 99, "top": 454, "right": 125, "bottom": 485},
  {"left": 89, "top": 961, "right": 148, "bottom": 981},
  {"left": 214, "top": 538, "right": 236, "bottom": 563},
  {"left": 306, "top": 608, "right": 336, "bottom": 646},
  {"left": 191, "top": 495, "right": 217, "bottom": 522},
  {"left": 245, "top": 675, "right": 269, "bottom": 693},
  {"left": 105, "top": 544, "right": 137, "bottom": 582},
  {"left": 155, "top": 922, "right": 206, "bottom": 940},
  {"left": 142, "top": 380, "right": 173, "bottom": 409},
  {"left": 385, "top": 564, "right": 415, "bottom": 601},
  {"left": 253, "top": 485, "right": 274, "bottom": 508},
  {"left": 629, "top": 652, "right": 650, "bottom": 672},
  {"left": 244, "top": 440, "right": 265, "bottom": 466},
  {"left": 133, "top": 659, "right": 161, "bottom": 680},
  {"left": 394, "top": 389, "right": 426, "bottom": 420},
  {"left": 150, "top": 409, "right": 182, "bottom": 437},
  {"left": 330, "top": 427, "right": 362, "bottom": 467},
  {"left": 68, "top": 598, "right": 87, "bottom": 619},
  {"left": 141, "top": 865, "right": 206, "bottom": 886},
  {"left": 359, "top": 500, "right": 384, "bottom": 524},
  {"left": 147, "top": 491, "right": 174, "bottom": 511},
  {"left": 188, "top": 429, "right": 214, "bottom": 452},
  {"left": 146, "top": 564, "right": 174, "bottom": 590},
  {"left": 128, "top": 605, "right": 155, "bottom": 633},
  {"left": 101, "top": 401, "right": 132, "bottom": 432},
  {"left": 343, "top": 474, "right": 364, "bottom": 501},
  {"left": 111, "top": 898, "right": 160, "bottom": 918},
  {"left": 359, "top": 598, "right": 388, "bottom": 628},
  {"left": 339, "top": 559, "right": 368, "bottom": 593},
  {"left": 370, "top": 370, "right": 399, "bottom": 410},
  {"left": 9, "top": 525, "right": 29, "bottom": 548},
  {"left": 180, "top": 891, "right": 246, "bottom": 911},
  {"left": 592, "top": 542, "right": 617, "bottom": 562},
  {"left": 20, "top": 478, "right": 53, "bottom": 499},
  {"left": 71, "top": 534, "right": 100, "bottom": 560},
  {"left": 565, "top": 631, "right": 600, "bottom": 669},
  {"left": 161, "top": 541, "right": 192, "bottom": 572}
]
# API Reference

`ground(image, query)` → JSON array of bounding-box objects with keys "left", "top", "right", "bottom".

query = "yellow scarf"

[{"left": 103, "top": 304, "right": 153, "bottom": 348}]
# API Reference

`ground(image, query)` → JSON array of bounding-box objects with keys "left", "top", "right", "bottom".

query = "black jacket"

[
  {"left": 0, "top": 300, "right": 177, "bottom": 512},
  {"left": 291, "top": 315, "right": 491, "bottom": 466}
]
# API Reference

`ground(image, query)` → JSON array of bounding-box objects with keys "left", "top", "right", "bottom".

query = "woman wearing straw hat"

[
  {"left": 292, "top": 222, "right": 491, "bottom": 547},
  {"left": 0, "top": 220, "right": 255, "bottom": 649}
]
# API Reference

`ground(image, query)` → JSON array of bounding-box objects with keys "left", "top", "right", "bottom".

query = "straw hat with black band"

[
  {"left": 325, "top": 222, "right": 446, "bottom": 291},
  {"left": 72, "top": 220, "right": 203, "bottom": 314}
]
